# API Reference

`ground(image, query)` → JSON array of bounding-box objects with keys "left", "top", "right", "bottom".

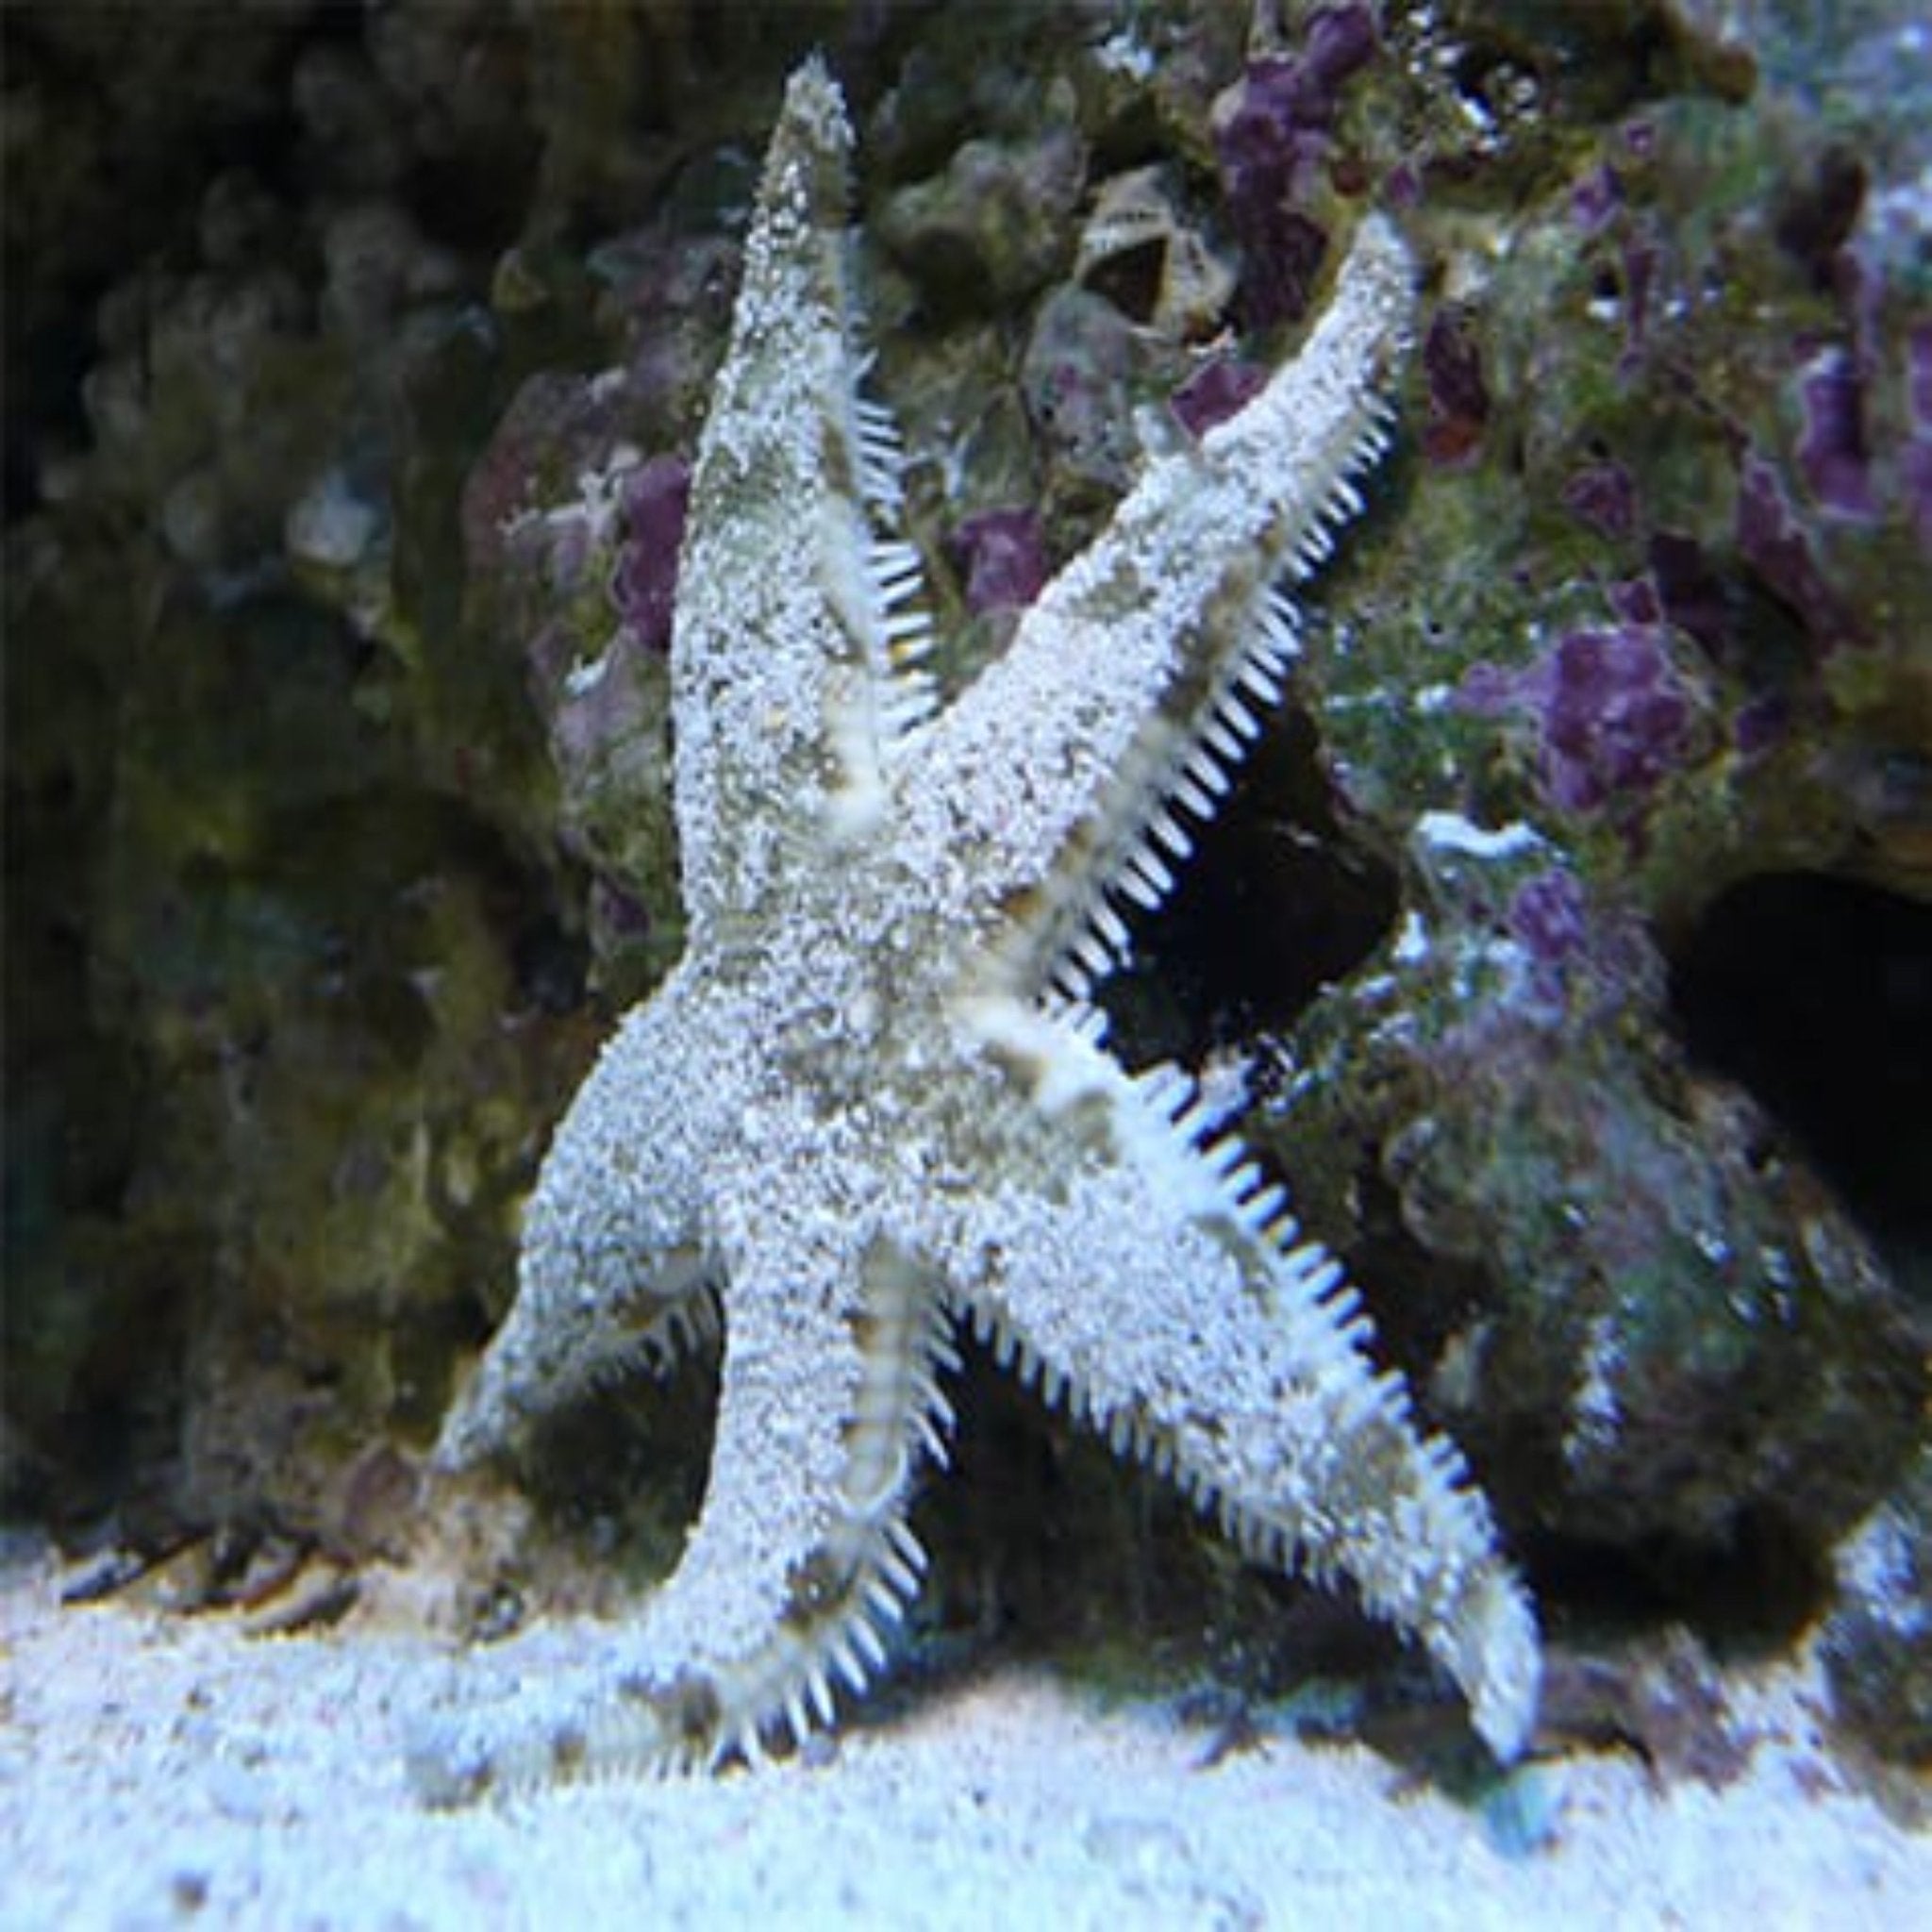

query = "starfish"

[{"left": 418, "top": 58, "right": 1539, "bottom": 1803}]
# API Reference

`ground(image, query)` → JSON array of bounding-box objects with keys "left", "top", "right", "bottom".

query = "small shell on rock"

[{"left": 1074, "top": 165, "right": 1235, "bottom": 341}]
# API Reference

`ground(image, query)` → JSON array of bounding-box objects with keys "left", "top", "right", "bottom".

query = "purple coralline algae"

[
  {"left": 1734, "top": 453, "right": 1856, "bottom": 647},
  {"left": 1422, "top": 306, "right": 1491, "bottom": 466},
  {"left": 1903, "top": 324, "right": 1932, "bottom": 547},
  {"left": 1459, "top": 618, "right": 1702, "bottom": 820},
  {"left": 1795, "top": 344, "right": 1879, "bottom": 523},
  {"left": 945, "top": 508, "right": 1047, "bottom": 616},
  {"left": 1170, "top": 357, "right": 1267, "bottom": 440},
  {"left": 1211, "top": 6, "right": 1378, "bottom": 326},
  {"left": 463, "top": 401, "right": 687, "bottom": 991},
  {"left": 1642, "top": 533, "right": 1730, "bottom": 660},
  {"left": 1507, "top": 865, "right": 1591, "bottom": 1009},
  {"left": 1560, "top": 461, "right": 1639, "bottom": 541},
  {"left": 611, "top": 455, "right": 691, "bottom": 653}
]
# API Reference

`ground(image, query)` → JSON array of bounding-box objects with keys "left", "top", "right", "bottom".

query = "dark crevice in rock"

[
  {"left": 1529, "top": 1507, "right": 1832, "bottom": 1654},
  {"left": 1669, "top": 871, "right": 1932, "bottom": 1267},
  {"left": 1104, "top": 708, "right": 1401, "bottom": 1067}
]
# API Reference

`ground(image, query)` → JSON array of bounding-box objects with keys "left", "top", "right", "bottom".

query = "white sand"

[{"left": 1, "top": 1544, "right": 1924, "bottom": 1931}]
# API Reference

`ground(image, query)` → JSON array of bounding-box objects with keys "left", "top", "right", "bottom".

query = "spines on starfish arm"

[
  {"left": 670, "top": 57, "right": 938, "bottom": 917},
  {"left": 921, "top": 215, "right": 1412, "bottom": 1001},
  {"left": 410, "top": 1231, "right": 961, "bottom": 1803},
  {"left": 949, "top": 994, "right": 1541, "bottom": 1763}
]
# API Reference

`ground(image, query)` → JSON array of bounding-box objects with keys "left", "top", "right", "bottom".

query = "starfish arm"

[
  {"left": 410, "top": 1212, "right": 956, "bottom": 1802},
  {"left": 672, "top": 58, "right": 933, "bottom": 936},
  {"left": 434, "top": 964, "right": 721, "bottom": 1468},
  {"left": 914, "top": 216, "right": 1411, "bottom": 997},
  {"left": 942, "top": 996, "right": 1541, "bottom": 1761}
]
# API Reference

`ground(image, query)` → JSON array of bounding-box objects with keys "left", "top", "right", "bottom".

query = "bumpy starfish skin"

[{"left": 417, "top": 59, "right": 1540, "bottom": 1803}]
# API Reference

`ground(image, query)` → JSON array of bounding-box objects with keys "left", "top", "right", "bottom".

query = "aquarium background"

[{"left": 5, "top": 0, "right": 1927, "bottom": 1776}]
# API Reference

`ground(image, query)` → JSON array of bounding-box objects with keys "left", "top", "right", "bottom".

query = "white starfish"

[{"left": 418, "top": 58, "right": 1539, "bottom": 1803}]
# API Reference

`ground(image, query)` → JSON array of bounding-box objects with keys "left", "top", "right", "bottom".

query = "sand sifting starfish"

[{"left": 417, "top": 57, "right": 1539, "bottom": 1804}]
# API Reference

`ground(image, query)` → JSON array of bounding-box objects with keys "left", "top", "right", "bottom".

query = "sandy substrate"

[{"left": 1, "top": 1544, "right": 1924, "bottom": 1931}]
